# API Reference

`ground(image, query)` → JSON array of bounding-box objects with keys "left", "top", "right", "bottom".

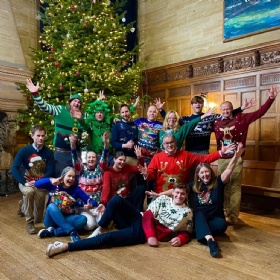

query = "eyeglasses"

[
  {"left": 168, "top": 117, "right": 177, "bottom": 120},
  {"left": 163, "top": 141, "right": 175, "bottom": 146}
]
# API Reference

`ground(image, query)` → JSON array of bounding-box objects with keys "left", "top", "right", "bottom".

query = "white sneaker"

[
  {"left": 46, "top": 241, "right": 68, "bottom": 257},
  {"left": 87, "top": 227, "right": 106, "bottom": 239}
]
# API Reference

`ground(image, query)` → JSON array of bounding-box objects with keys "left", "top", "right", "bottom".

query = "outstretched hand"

[
  {"left": 26, "top": 78, "right": 39, "bottom": 93},
  {"left": 50, "top": 177, "right": 62, "bottom": 186},
  {"left": 145, "top": 190, "right": 159, "bottom": 198},
  {"left": 268, "top": 85, "right": 279, "bottom": 99},
  {"left": 134, "top": 145, "right": 142, "bottom": 158},
  {"left": 138, "top": 162, "right": 148, "bottom": 177},
  {"left": 242, "top": 98, "right": 257, "bottom": 110},
  {"left": 153, "top": 98, "right": 165, "bottom": 110},
  {"left": 220, "top": 142, "right": 236, "bottom": 155},
  {"left": 98, "top": 90, "right": 106, "bottom": 101},
  {"left": 235, "top": 143, "right": 245, "bottom": 158},
  {"left": 201, "top": 107, "right": 216, "bottom": 119}
]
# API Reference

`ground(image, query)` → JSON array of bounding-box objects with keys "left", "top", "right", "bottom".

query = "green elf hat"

[{"left": 68, "top": 93, "right": 83, "bottom": 103}]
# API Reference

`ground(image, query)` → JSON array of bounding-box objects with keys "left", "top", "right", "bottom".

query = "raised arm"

[{"left": 221, "top": 143, "right": 244, "bottom": 183}]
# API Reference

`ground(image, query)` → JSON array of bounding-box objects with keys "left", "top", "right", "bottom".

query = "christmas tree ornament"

[
  {"left": 40, "top": 0, "right": 44, "bottom": 4},
  {"left": 71, "top": 5, "right": 77, "bottom": 11},
  {"left": 59, "top": 85, "right": 64, "bottom": 91},
  {"left": 130, "top": 27, "right": 135, "bottom": 33},
  {"left": 110, "top": 13, "right": 113, "bottom": 19},
  {"left": 55, "top": 61, "right": 60, "bottom": 67},
  {"left": 84, "top": 88, "right": 89, "bottom": 93},
  {"left": 76, "top": 71, "right": 80, "bottom": 76},
  {"left": 83, "top": 23, "right": 87, "bottom": 27},
  {"left": 51, "top": 120, "right": 54, "bottom": 125},
  {"left": 51, "top": 47, "right": 55, "bottom": 52},
  {"left": 49, "top": 55, "right": 53, "bottom": 60},
  {"left": 41, "top": 59, "right": 45, "bottom": 63},
  {"left": 122, "top": 17, "right": 126, "bottom": 22}
]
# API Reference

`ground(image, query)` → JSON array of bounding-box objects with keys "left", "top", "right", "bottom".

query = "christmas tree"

[{"left": 17, "top": 0, "right": 146, "bottom": 148}]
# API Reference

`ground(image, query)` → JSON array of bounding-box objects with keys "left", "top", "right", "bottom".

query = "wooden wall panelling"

[{"left": 144, "top": 43, "right": 280, "bottom": 197}]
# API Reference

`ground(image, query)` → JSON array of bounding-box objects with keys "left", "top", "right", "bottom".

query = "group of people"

[{"left": 11, "top": 79, "right": 279, "bottom": 259}]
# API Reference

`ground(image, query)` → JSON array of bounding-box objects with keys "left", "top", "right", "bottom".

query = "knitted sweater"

[
  {"left": 111, "top": 120, "right": 138, "bottom": 157},
  {"left": 32, "top": 94, "right": 87, "bottom": 150},
  {"left": 142, "top": 195, "right": 193, "bottom": 245},
  {"left": 213, "top": 97, "right": 275, "bottom": 158},
  {"left": 147, "top": 150, "right": 221, "bottom": 193},
  {"left": 100, "top": 159, "right": 144, "bottom": 206},
  {"left": 159, "top": 117, "right": 201, "bottom": 150},
  {"left": 71, "top": 148, "right": 108, "bottom": 204},
  {"left": 11, "top": 144, "right": 54, "bottom": 185},
  {"left": 134, "top": 118, "right": 163, "bottom": 158}
]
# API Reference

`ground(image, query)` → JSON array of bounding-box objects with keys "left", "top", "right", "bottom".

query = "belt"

[
  {"left": 56, "top": 123, "right": 83, "bottom": 133},
  {"left": 55, "top": 148, "right": 71, "bottom": 153}
]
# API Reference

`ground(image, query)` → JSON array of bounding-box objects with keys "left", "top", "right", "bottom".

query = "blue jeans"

[
  {"left": 68, "top": 196, "right": 146, "bottom": 252},
  {"left": 44, "top": 204, "right": 87, "bottom": 236}
]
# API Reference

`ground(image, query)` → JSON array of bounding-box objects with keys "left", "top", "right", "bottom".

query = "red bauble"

[
  {"left": 110, "top": 13, "right": 114, "bottom": 19},
  {"left": 51, "top": 47, "right": 55, "bottom": 52},
  {"left": 83, "top": 23, "right": 87, "bottom": 27},
  {"left": 71, "top": 5, "right": 77, "bottom": 11},
  {"left": 55, "top": 61, "right": 60, "bottom": 67},
  {"left": 20, "top": 119, "right": 25, "bottom": 123},
  {"left": 115, "top": 70, "right": 119, "bottom": 77},
  {"left": 59, "top": 86, "right": 64, "bottom": 91},
  {"left": 76, "top": 71, "right": 80, "bottom": 76},
  {"left": 49, "top": 55, "right": 53, "bottom": 60}
]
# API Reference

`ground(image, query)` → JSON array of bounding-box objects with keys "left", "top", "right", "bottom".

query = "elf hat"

[
  {"left": 28, "top": 154, "right": 43, "bottom": 167},
  {"left": 68, "top": 93, "right": 83, "bottom": 103}
]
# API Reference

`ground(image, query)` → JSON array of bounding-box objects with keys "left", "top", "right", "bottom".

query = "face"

[
  {"left": 191, "top": 102, "right": 204, "bottom": 114},
  {"left": 95, "top": 111, "right": 104, "bottom": 122},
  {"left": 70, "top": 98, "right": 81, "bottom": 110},
  {"left": 198, "top": 166, "right": 212, "bottom": 184},
  {"left": 120, "top": 106, "right": 131, "bottom": 121},
  {"left": 162, "top": 136, "right": 177, "bottom": 154},
  {"left": 62, "top": 170, "right": 76, "bottom": 188},
  {"left": 220, "top": 102, "right": 233, "bottom": 118},
  {"left": 147, "top": 106, "right": 157, "bottom": 121},
  {"left": 172, "top": 188, "right": 187, "bottom": 205},
  {"left": 167, "top": 113, "right": 177, "bottom": 128},
  {"left": 113, "top": 155, "right": 126, "bottom": 170},
  {"left": 86, "top": 152, "right": 97, "bottom": 169},
  {"left": 31, "top": 130, "right": 46, "bottom": 148}
]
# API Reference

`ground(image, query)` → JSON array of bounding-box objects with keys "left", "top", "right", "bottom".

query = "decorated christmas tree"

[{"left": 17, "top": 0, "right": 145, "bottom": 148}]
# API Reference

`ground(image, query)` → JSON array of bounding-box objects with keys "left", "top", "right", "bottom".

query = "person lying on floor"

[
  {"left": 35, "top": 166, "right": 98, "bottom": 242},
  {"left": 46, "top": 183, "right": 193, "bottom": 257}
]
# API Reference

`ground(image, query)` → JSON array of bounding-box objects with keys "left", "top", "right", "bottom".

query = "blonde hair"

[{"left": 162, "top": 110, "right": 180, "bottom": 132}]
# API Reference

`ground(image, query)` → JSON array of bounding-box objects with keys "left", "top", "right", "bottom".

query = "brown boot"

[
  {"left": 17, "top": 200, "right": 24, "bottom": 217},
  {"left": 26, "top": 222, "right": 37, "bottom": 234}
]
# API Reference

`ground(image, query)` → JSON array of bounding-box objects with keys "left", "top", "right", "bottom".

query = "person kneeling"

[{"left": 46, "top": 183, "right": 193, "bottom": 257}]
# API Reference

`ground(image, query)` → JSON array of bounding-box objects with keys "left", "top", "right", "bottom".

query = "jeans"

[
  {"left": 44, "top": 203, "right": 87, "bottom": 236},
  {"left": 68, "top": 196, "right": 146, "bottom": 252},
  {"left": 54, "top": 151, "right": 74, "bottom": 177}
]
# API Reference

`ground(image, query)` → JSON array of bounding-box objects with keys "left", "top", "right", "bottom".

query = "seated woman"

[
  {"left": 189, "top": 143, "right": 244, "bottom": 258},
  {"left": 70, "top": 132, "right": 109, "bottom": 230},
  {"left": 35, "top": 166, "right": 98, "bottom": 242},
  {"left": 45, "top": 183, "right": 193, "bottom": 257},
  {"left": 98, "top": 146, "right": 146, "bottom": 214},
  {"left": 159, "top": 109, "right": 215, "bottom": 150}
]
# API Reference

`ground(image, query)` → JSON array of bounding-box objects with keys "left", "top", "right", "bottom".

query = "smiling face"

[
  {"left": 62, "top": 170, "right": 76, "bottom": 188},
  {"left": 147, "top": 105, "right": 158, "bottom": 121},
  {"left": 220, "top": 102, "right": 233, "bottom": 119},
  {"left": 70, "top": 98, "right": 81, "bottom": 110},
  {"left": 198, "top": 166, "right": 212, "bottom": 185},
  {"left": 162, "top": 136, "right": 177, "bottom": 155},
  {"left": 113, "top": 155, "right": 126, "bottom": 171},
  {"left": 120, "top": 106, "right": 131, "bottom": 121},
  {"left": 172, "top": 187, "right": 187, "bottom": 205},
  {"left": 86, "top": 152, "right": 97, "bottom": 169},
  {"left": 167, "top": 112, "right": 177, "bottom": 128},
  {"left": 191, "top": 102, "right": 204, "bottom": 115},
  {"left": 95, "top": 111, "right": 104, "bottom": 122}
]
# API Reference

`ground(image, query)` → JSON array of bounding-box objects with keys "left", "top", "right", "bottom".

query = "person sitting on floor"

[
  {"left": 45, "top": 183, "right": 193, "bottom": 257},
  {"left": 35, "top": 166, "right": 98, "bottom": 242},
  {"left": 189, "top": 143, "right": 244, "bottom": 258}
]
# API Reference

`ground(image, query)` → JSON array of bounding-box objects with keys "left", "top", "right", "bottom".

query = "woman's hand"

[
  {"left": 50, "top": 177, "right": 61, "bottom": 186},
  {"left": 169, "top": 237, "right": 181, "bottom": 247},
  {"left": 145, "top": 190, "right": 159, "bottom": 198},
  {"left": 83, "top": 199, "right": 93, "bottom": 210},
  {"left": 134, "top": 145, "right": 142, "bottom": 158},
  {"left": 138, "top": 163, "right": 148, "bottom": 177},
  {"left": 26, "top": 79, "right": 39, "bottom": 93},
  {"left": 154, "top": 98, "right": 165, "bottom": 111}
]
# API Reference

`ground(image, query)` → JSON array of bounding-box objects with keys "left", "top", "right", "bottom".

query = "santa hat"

[{"left": 28, "top": 154, "right": 42, "bottom": 167}]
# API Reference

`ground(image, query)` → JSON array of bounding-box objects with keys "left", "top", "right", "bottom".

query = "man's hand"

[
  {"left": 153, "top": 98, "right": 165, "bottom": 111},
  {"left": 241, "top": 98, "right": 257, "bottom": 110},
  {"left": 201, "top": 107, "right": 216, "bottom": 119},
  {"left": 134, "top": 145, "right": 142, "bottom": 158},
  {"left": 268, "top": 85, "right": 279, "bottom": 99}
]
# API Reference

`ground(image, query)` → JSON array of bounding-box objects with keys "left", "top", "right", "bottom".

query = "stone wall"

[{"left": 138, "top": 0, "right": 280, "bottom": 69}]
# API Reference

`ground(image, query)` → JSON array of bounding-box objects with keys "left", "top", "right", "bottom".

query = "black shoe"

[
  {"left": 207, "top": 239, "right": 220, "bottom": 257},
  {"left": 70, "top": 231, "right": 81, "bottom": 242},
  {"left": 38, "top": 227, "right": 55, "bottom": 238}
]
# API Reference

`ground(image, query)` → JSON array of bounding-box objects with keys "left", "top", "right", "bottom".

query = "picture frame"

[{"left": 223, "top": 0, "right": 280, "bottom": 42}]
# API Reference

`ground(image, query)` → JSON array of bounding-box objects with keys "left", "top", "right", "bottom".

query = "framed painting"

[{"left": 223, "top": 0, "right": 280, "bottom": 42}]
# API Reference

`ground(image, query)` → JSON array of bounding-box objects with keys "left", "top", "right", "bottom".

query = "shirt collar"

[{"left": 32, "top": 143, "right": 43, "bottom": 152}]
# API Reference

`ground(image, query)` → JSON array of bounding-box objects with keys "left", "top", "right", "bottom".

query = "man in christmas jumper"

[
  {"left": 213, "top": 85, "right": 279, "bottom": 224},
  {"left": 46, "top": 183, "right": 193, "bottom": 257},
  {"left": 26, "top": 78, "right": 88, "bottom": 177},
  {"left": 111, "top": 104, "right": 138, "bottom": 165},
  {"left": 11, "top": 126, "right": 54, "bottom": 235},
  {"left": 139, "top": 134, "right": 236, "bottom": 196}
]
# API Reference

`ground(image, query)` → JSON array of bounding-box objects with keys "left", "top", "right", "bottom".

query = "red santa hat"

[{"left": 28, "top": 154, "right": 42, "bottom": 167}]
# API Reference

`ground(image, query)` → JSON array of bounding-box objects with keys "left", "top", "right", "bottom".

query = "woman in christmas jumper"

[
  {"left": 97, "top": 147, "right": 146, "bottom": 215},
  {"left": 46, "top": 183, "right": 193, "bottom": 257},
  {"left": 69, "top": 132, "right": 109, "bottom": 230},
  {"left": 35, "top": 166, "right": 98, "bottom": 242},
  {"left": 188, "top": 143, "right": 244, "bottom": 258},
  {"left": 159, "top": 108, "right": 216, "bottom": 151},
  {"left": 26, "top": 79, "right": 88, "bottom": 177}
]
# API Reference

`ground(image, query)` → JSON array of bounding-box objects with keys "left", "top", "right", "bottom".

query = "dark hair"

[
  {"left": 173, "top": 183, "right": 189, "bottom": 194},
  {"left": 193, "top": 163, "right": 217, "bottom": 193},
  {"left": 114, "top": 151, "right": 126, "bottom": 159},
  {"left": 31, "top": 125, "right": 46, "bottom": 135},
  {"left": 191, "top": 96, "right": 204, "bottom": 104},
  {"left": 119, "top": 104, "right": 130, "bottom": 113}
]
